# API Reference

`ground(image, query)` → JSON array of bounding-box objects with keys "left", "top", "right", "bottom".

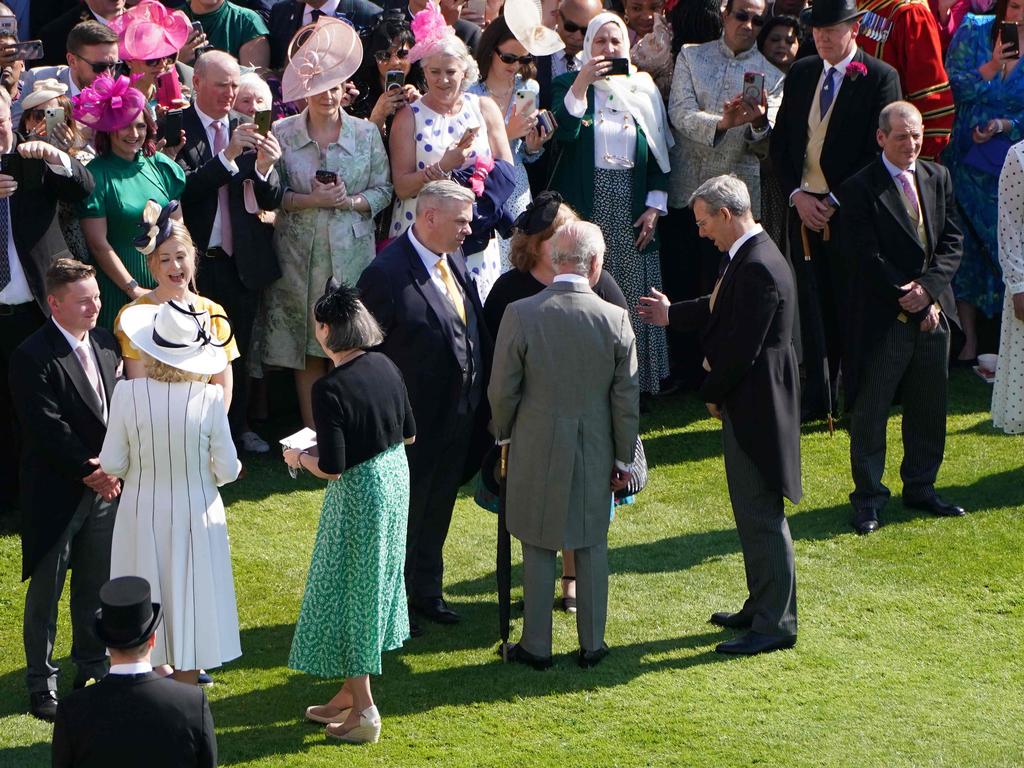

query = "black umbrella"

[
  {"left": 799, "top": 223, "right": 835, "bottom": 436},
  {"left": 496, "top": 443, "right": 512, "bottom": 661}
]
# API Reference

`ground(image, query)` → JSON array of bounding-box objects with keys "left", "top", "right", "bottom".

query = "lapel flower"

[{"left": 846, "top": 61, "right": 868, "bottom": 81}]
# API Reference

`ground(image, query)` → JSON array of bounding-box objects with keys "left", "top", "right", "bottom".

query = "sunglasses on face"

[
  {"left": 730, "top": 9, "right": 766, "bottom": 26},
  {"left": 145, "top": 54, "right": 176, "bottom": 67},
  {"left": 79, "top": 57, "right": 121, "bottom": 74},
  {"left": 374, "top": 47, "right": 410, "bottom": 63},
  {"left": 495, "top": 49, "right": 535, "bottom": 65},
  {"left": 558, "top": 12, "right": 587, "bottom": 34},
  {"left": 26, "top": 108, "right": 47, "bottom": 122}
]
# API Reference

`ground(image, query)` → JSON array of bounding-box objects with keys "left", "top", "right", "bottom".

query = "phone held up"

[
  {"left": 1, "top": 153, "right": 45, "bottom": 190},
  {"left": 44, "top": 107, "right": 65, "bottom": 140},
  {"left": 1002, "top": 21, "right": 1021, "bottom": 59},
  {"left": 155, "top": 69, "right": 183, "bottom": 109},
  {"left": 606, "top": 57, "right": 629, "bottom": 76},
  {"left": 385, "top": 70, "right": 405, "bottom": 92},
  {"left": 159, "top": 109, "right": 184, "bottom": 148},
  {"left": 4, "top": 40, "right": 44, "bottom": 62},
  {"left": 254, "top": 109, "right": 272, "bottom": 136},
  {"left": 742, "top": 71, "right": 765, "bottom": 107}
]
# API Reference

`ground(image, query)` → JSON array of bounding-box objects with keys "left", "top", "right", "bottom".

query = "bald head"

[
  {"left": 193, "top": 51, "right": 241, "bottom": 119},
  {"left": 557, "top": 0, "right": 603, "bottom": 54}
]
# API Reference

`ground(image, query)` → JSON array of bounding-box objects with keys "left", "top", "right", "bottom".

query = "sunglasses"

[
  {"left": 558, "top": 12, "right": 587, "bottom": 34},
  {"left": 26, "top": 108, "right": 47, "bottom": 122},
  {"left": 78, "top": 57, "right": 121, "bottom": 74},
  {"left": 145, "top": 54, "right": 176, "bottom": 67},
  {"left": 374, "top": 47, "right": 410, "bottom": 63},
  {"left": 495, "top": 49, "right": 535, "bottom": 65},
  {"left": 730, "top": 10, "right": 767, "bottom": 26}
]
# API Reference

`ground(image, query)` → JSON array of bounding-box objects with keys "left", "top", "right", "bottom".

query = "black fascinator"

[
  {"left": 314, "top": 277, "right": 362, "bottom": 325},
  {"left": 134, "top": 199, "right": 181, "bottom": 256},
  {"left": 512, "top": 191, "right": 564, "bottom": 235}
]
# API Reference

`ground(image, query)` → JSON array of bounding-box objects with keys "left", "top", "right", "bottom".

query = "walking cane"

[{"left": 799, "top": 222, "right": 835, "bottom": 436}]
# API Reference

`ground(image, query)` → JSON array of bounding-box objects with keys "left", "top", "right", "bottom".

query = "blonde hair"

[
  {"left": 141, "top": 352, "right": 210, "bottom": 384},
  {"left": 508, "top": 204, "right": 579, "bottom": 272},
  {"left": 421, "top": 41, "right": 479, "bottom": 93},
  {"left": 147, "top": 221, "right": 199, "bottom": 291}
]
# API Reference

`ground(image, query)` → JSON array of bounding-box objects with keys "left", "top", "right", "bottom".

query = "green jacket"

[{"left": 548, "top": 71, "right": 669, "bottom": 255}]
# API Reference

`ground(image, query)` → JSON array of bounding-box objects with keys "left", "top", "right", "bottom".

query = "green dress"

[{"left": 77, "top": 151, "right": 186, "bottom": 328}]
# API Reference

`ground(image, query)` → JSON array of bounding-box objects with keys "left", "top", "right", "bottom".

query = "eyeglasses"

[
  {"left": 730, "top": 10, "right": 767, "bottom": 26},
  {"left": 77, "top": 57, "right": 121, "bottom": 74},
  {"left": 495, "top": 49, "right": 535, "bottom": 65},
  {"left": 26, "top": 108, "right": 47, "bottom": 122},
  {"left": 374, "top": 47, "right": 410, "bottom": 63},
  {"left": 558, "top": 11, "right": 588, "bottom": 34},
  {"left": 145, "top": 54, "right": 176, "bottom": 67}
]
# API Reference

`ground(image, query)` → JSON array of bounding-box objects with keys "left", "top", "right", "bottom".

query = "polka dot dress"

[{"left": 992, "top": 143, "right": 1024, "bottom": 434}]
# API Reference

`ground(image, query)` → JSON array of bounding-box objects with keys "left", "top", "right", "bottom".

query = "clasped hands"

[
  {"left": 899, "top": 280, "right": 940, "bottom": 331},
  {"left": 792, "top": 191, "right": 835, "bottom": 232},
  {"left": 83, "top": 458, "right": 121, "bottom": 501}
]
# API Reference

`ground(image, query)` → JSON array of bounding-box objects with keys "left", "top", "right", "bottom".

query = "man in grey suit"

[
  {"left": 639, "top": 174, "right": 800, "bottom": 656},
  {"left": 489, "top": 221, "right": 639, "bottom": 670}
]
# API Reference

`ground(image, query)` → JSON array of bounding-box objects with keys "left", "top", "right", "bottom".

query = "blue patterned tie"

[
  {"left": 819, "top": 67, "right": 838, "bottom": 120},
  {"left": 0, "top": 197, "right": 10, "bottom": 292}
]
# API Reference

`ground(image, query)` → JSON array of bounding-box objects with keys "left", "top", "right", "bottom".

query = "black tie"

[
  {"left": 716, "top": 252, "right": 730, "bottom": 280},
  {"left": 0, "top": 197, "right": 10, "bottom": 292},
  {"left": 565, "top": 53, "right": 577, "bottom": 72},
  {"left": 310, "top": 8, "right": 324, "bottom": 21}
]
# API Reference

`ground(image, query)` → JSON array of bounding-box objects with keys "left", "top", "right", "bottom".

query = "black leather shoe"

[
  {"left": 408, "top": 613, "right": 424, "bottom": 638},
  {"left": 715, "top": 631, "right": 796, "bottom": 656},
  {"left": 502, "top": 643, "right": 552, "bottom": 670},
  {"left": 904, "top": 494, "right": 966, "bottom": 517},
  {"left": 29, "top": 690, "right": 58, "bottom": 721},
  {"left": 578, "top": 644, "right": 610, "bottom": 668},
  {"left": 709, "top": 611, "right": 752, "bottom": 629},
  {"left": 852, "top": 506, "right": 881, "bottom": 535},
  {"left": 410, "top": 596, "right": 460, "bottom": 624}
]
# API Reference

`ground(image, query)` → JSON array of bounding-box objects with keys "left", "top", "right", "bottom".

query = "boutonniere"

[
  {"left": 846, "top": 62, "right": 868, "bottom": 81},
  {"left": 582, "top": 117, "right": 593, "bottom": 127}
]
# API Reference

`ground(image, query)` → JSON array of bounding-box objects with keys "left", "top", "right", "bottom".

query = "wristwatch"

[{"left": 124, "top": 278, "right": 139, "bottom": 293}]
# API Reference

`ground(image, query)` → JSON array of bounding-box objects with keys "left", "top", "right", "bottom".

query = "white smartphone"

[
  {"left": 514, "top": 89, "right": 538, "bottom": 116},
  {"left": 44, "top": 106, "right": 65, "bottom": 138}
]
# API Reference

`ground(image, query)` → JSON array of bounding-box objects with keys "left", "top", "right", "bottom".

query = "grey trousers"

[
  {"left": 849, "top": 317, "right": 949, "bottom": 510},
  {"left": 24, "top": 490, "right": 116, "bottom": 693},
  {"left": 520, "top": 539, "right": 608, "bottom": 658},
  {"left": 723, "top": 412, "right": 798, "bottom": 638}
]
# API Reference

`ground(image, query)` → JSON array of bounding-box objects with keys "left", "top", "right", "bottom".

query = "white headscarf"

[{"left": 578, "top": 12, "right": 673, "bottom": 174}]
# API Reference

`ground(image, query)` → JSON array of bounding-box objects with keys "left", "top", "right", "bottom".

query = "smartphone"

[
  {"left": 155, "top": 69, "right": 183, "bottom": 108},
  {"left": 191, "top": 20, "right": 204, "bottom": 36},
  {"left": 254, "top": 109, "right": 272, "bottom": 136},
  {"left": 742, "top": 71, "right": 765, "bottom": 107},
  {"left": 537, "top": 109, "right": 556, "bottom": 135},
  {"left": 1001, "top": 21, "right": 1021, "bottom": 59},
  {"left": 606, "top": 57, "right": 629, "bottom": 76},
  {"left": 460, "top": 125, "right": 480, "bottom": 144},
  {"left": 160, "top": 109, "right": 184, "bottom": 147},
  {"left": 44, "top": 106, "right": 65, "bottom": 137},
  {"left": 0, "top": 16, "right": 17, "bottom": 35},
  {"left": 385, "top": 70, "right": 405, "bottom": 92},
  {"left": 514, "top": 89, "right": 538, "bottom": 115},
  {"left": 315, "top": 169, "right": 338, "bottom": 185},
  {"left": 1, "top": 153, "right": 44, "bottom": 190},
  {"left": 4, "top": 39, "right": 44, "bottom": 62}
]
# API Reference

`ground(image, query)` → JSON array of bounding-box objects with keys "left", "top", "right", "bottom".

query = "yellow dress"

[{"left": 113, "top": 293, "right": 240, "bottom": 369}]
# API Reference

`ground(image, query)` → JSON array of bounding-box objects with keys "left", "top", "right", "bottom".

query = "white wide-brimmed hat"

[
  {"left": 505, "top": 0, "right": 565, "bottom": 57},
  {"left": 119, "top": 300, "right": 230, "bottom": 376},
  {"left": 22, "top": 78, "right": 69, "bottom": 111}
]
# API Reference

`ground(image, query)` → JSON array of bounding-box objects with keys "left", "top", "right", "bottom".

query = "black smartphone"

[
  {"left": 606, "top": 57, "right": 629, "bottom": 76},
  {"left": 159, "top": 109, "right": 184, "bottom": 147},
  {"left": 315, "top": 170, "right": 338, "bottom": 184},
  {"left": 4, "top": 39, "right": 44, "bottom": 62},
  {"left": 1001, "top": 21, "right": 1020, "bottom": 59},
  {"left": 385, "top": 70, "right": 405, "bottom": 92},
  {"left": 1, "top": 153, "right": 45, "bottom": 190},
  {"left": 191, "top": 20, "right": 204, "bottom": 35},
  {"left": 254, "top": 109, "right": 272, "bottom": 136},
  {"left": 742, "top": 71, "right": 765, "bottom": 107}
]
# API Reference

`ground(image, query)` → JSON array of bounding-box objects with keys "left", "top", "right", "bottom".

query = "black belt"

[
  {"left": 0, "top": 301, "right": 36, "bottom": 316},
  {"left": 204, "top": 246, "right": 231, "bottom": 259}
]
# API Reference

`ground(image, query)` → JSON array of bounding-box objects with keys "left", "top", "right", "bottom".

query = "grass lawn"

[{"left": 1, "top": 369, "right": 1022, "bottom": 767}]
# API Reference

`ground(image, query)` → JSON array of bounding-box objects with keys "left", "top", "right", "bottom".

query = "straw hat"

[
  {"left": 281, "top": 17, "right": 363, "bottom": 103},
  {"left": 21, "top": 78, "right": 68, "bottom": 111},
  {"left": 111, "top": 0, "right": 191, "bottom": 61},
  {"left": 119, "top": 300, "right": 231, "bottom": 376},
  {"left": 504, "top": 0, "right": 565, "bottom": 57}
]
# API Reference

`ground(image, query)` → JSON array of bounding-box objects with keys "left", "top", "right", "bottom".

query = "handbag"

[
  {"left": 614, "top": 436, "right": 648, "bottom": 500},
  {"left": 963, "top": 134, "right": 1013, "bottom": 176}
]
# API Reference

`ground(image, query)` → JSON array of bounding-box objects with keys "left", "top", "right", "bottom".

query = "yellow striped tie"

[{"left": 435, "top": 257, "right": 466, "bottom": 325}]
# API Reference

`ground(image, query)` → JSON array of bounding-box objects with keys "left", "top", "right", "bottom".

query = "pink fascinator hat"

[
  {"left": 408, "top": 1, "right": 458, "bottom": 63},
  {"left": 281, "top": 17, "right": 363, "bottom": 103},
  {"left": 111, "top": 0, "right": 191, "bottom": 61},
  {"left": 73, "top": 74, "right": 147, "bottom": 133}
]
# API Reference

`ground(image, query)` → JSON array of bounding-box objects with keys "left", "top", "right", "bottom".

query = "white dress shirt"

[
  {"left": 108, "top": 661, "right": 154, "bottom": 675},
  {"left": 816, "top": 45, "right": 859, "bottom": 111},
  {"left": 408, "top": 225, "right": 459, "bottom": 299},
  {"left": 722, "top": 223, "right": 764, "bottom": 276},
  {"left": 550, "top": 50, "right": 577, "bottom": 79},
  {"left": 304, "top": 0, "right": 341, "bottom": 23},
  {"left": 52, "top": 318, "right": 106, "bottom": 419}
]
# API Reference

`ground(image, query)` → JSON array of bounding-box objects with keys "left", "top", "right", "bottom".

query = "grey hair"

[
  {"left": 420, "top": 40, "right": 480, "bottom": 93},
  {"left": 417, "top": 180, "right": 476, "bottom": 213},
  {"left": 688, "top": 174, "right": 751, "bottom": 216},
  {"left": 879, "top": 100, "right": 922, "bottom": 134},
  {"left": 322, "top": 301, "right": 385, "bottom": 352},
  {"left": 237, "top": 72, "right": 272, "bottom": 107},
  {"left": 549, "top": 221, "right": 605, "bottom": 275}
]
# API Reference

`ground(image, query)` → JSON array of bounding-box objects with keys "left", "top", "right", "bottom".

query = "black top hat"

[
  {"left": 808, "top": 0, "right": 866, "bottom": 27},
  {"left": 95, "top": 576, "right": 163, "bottom": 650}
]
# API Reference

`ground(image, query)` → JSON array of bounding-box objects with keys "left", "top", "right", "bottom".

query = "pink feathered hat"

[
  {"left": 72, "top": 73, "right": 147, "bottom": 133},
  {"left": 408, "top": 1, "right": 459, "bottom": 63},
  {"left": 111, "top": 0, "right": 191, "bottom": 61}
]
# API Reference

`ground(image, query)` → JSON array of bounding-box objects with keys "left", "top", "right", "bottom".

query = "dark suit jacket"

[
  {"left": 177, "top": 106, "right": 283, "bottom": 290},
  {"left": 52, "top": 672, "right": 216, "bottom": 768},
  {"left": 770, "top": 49, "right": 902, "bottom": 199},
  {"left": 268, "top": 0, "right": 384, "bottom": 68},
  {"left": 9, "top": 320, "right": 119, "bottom": 580},
  {"left": 399, "top": 6, "right": 481, "bottom": 52},
  {"left": 838, "top": 158, "right": 963, "bottom": 407},
  {"left": 38, "top": 2, "right": 95, "bottom": 67},
  {"left": 10, "top": 138, "right": 95, "bottom": 312},
  {"left": 668, "top": 231, "right": 802, "bottom": 503}
]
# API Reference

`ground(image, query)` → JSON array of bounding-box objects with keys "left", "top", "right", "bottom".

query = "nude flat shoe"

[
  {"left": 325, "top": 706, "right": 381, "bottom": 744},
  {"left": 304, "top": 704, "right": 352, "bottom": 724}
]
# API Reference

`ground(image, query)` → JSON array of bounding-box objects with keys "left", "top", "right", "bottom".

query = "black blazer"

[
  {"left": 398, "top": 6, "right": 481, "bottom": 52},
  {"left": 770, "top": 49, "right": 902, "bottom": 199},
  {"left": 177, "top": 106, "right": 283, "bottom": 290},
  {"left": 38, "top": 3, "right": 95, "bottom": 67},
  {"left": 52, "top": 672, "right": 216, "bottom": 768},
  {"left": 268, "top": 0, "right": 384, "bottom": 68},
  {"left": 668, "top": 231, "right": 802, "bottom": 503},
  {"left": 838, "top": 158, "right": 963, "bottom": 406},
  {"left": 9, "top": 320, "right": 119, "bottom": 580},
  {"left": 10, "top": 138, "right": 95, "bottom": 312}
]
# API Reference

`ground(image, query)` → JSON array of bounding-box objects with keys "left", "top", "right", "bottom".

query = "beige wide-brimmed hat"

[
  {"left": 505, "top": 0, "right": 565, "bottom": 57},
  {"left": 22, "top": 78, "right": 68, "bottom": 111},
  {"left": 119, "top": 300, "right": 230, "bottom": 376},
  {"left": 281, "top": 17, "right": 363, "bottom": 103}
]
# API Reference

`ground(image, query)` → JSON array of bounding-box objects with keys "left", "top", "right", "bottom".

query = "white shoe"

[
  {"left": 325, "top": 706, "right": 381, "bottom": 744},
  {"left": 239, "top": 431, "right": 270, "bottom": 454},
  {"left": 305, "top": 704, "right": 352, "bottom": 724}
]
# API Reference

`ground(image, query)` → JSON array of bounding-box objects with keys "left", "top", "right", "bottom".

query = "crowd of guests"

[{"left": 0, "top": 0, "right": 1022, "bottom": 761}]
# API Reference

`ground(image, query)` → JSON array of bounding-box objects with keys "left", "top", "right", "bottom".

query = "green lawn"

[{"left": 1, "top": 370, "right": 1022, "bottom": 767}]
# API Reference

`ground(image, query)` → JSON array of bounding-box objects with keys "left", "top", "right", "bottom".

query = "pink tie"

[
  {"left": 212, "top": 120, "right": 234, "bottom": 255},
  {"left": 896, "top": 170, "right": 919, "bottom": 219},
  {"left": 75, "top": 344, "right": 104, "bottom": 414}
]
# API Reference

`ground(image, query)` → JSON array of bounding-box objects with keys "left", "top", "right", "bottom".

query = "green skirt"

[{"left": 288, "top": 443, "right": 410, "bottom": 678}]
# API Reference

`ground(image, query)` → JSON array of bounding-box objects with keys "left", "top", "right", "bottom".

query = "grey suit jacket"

[{"left": 488, "top": 279, "right": 639, "bottom": 551}]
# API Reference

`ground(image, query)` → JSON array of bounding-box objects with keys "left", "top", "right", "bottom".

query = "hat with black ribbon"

[
  {"left": 134, "top": 199, "right": 180, "bottom": 256},
  {"left": 95, "top": 576, "right": 163, "bottom": 650},
  {"left": 119, "top": 299, "right": 233, "bottom": 376}
]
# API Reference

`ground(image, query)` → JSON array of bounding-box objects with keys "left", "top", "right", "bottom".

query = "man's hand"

[
  {"left": 82, "top": 459, "right": 121, "bottom": 501},
  {"left": 18, "top": 140, "right": 64, "bottom": 166},
  {"left": 792, "top": 191, "right": 834, "bottom": 231},
  {"left": 0, "top": 172, "right": 16, "bottom": 198},
  {"left": 340, "top": 81, "right": 360, "bottom": 107},
  {"left": 898, "top": 280, "right": 932, "bottom": 313},
  {"left": 919, "top": 304, "right": 940, "bottom": 332},
  {"left": 255, "top": 130, "right": 282, "bottom": 176},
  {"left": 706, "top": 402, "right": 723, "bottom": 420},
  {"left": 610, "top": 466, "right": 631, "bottom": 492},
  {"left": 223, "top": 123, "right": 262, "bottom": 162},
  {"left": 637, "top": 287, "right": 671, "bottom": 326}
]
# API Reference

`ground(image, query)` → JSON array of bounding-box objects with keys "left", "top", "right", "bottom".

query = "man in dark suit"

[
  {"left": 387, "top": 0, "right": 480, "bottom": 51},
  {"left": 0, "top": 91, "right": 95, "bottom": 519},
  {"left": 268, "top": 0, "right": 383, "bottom": 68},
  {"left": 177, "top": 50, "right": 282, "bottom": 455},
  {"left": 639, "top": 174, "right": 800, "bottom": 656},
  {"left": 358, "top": 180, "right": 491, "bottom": 634},
  {"left": 39, "top": 0, "right": 124, "bottom": 67},
  {"left": 769, "top": 0, "right": 900, "bottom": 420},
  {"left": 52, "top": 576, "right": 217, "bottom": 768},
  {"left": 839, "top": 101, "right": 965, "bottom": 534},
  {"left": 9, "top": 260, "right": 120, "bottom": 720}
]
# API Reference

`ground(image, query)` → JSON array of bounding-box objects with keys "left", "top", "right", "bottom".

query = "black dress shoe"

[
  {"left": 578, "top": 644, "right": 610, "bottom": 668},
  {"left": 904, "top": 494, "right": 966, "bottom": 517},
  {"left": 409, "top": 614, "right": 424, "bottom": 638},
  {"left": 410, "top": 596, "right": 460, "bottom": 624},
  {"left": 715, "top": 631, "right": 796, "bottom": 656},
  {"left": 29, "top": 690, "right": 58, "bottom": 721},
  {"left": 502, "top": 643, "right": 552, "bottom": 670},
  {"left": 709, "top": 611, "right": 752, "bottom": 629},
  {"left": 852, "top": 506, "right": 881, "bottom": 535}
]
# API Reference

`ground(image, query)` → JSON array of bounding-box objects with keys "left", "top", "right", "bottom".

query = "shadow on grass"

[{"left": 0, "top": 742, "right": 49, "bottom": 768}]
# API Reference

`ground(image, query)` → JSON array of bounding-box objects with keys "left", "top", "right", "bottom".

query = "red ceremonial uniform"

[{"left": 857, "top": 0, "right": 955, "bottom": 160}]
